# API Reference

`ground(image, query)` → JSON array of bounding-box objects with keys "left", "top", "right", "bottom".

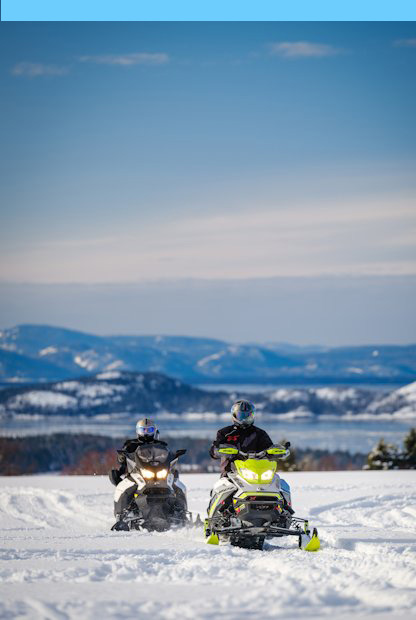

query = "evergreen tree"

[
  {"left": 403, "top": 427, "right": 416, "bottom": 468},
  {"left": 366, "top": 438, "right": 399, "bottom": 470}
]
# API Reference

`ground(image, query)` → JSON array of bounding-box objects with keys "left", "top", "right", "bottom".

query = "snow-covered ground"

[{"left": 1, "top": 471, "right": 415, "bottom": 619}]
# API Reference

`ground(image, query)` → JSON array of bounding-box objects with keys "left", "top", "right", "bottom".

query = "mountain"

[
  {"left": 0, "top": 371, "right": 231, "bottom": 417},
  {"left": 0, "top": 348, "right": 72, "bottom": 382},
  {"left": 1, "top": 371, "right": 415, "bottom": 419},
  {"left": 0, "top": 324, "right": 415, "bottom": 385}
]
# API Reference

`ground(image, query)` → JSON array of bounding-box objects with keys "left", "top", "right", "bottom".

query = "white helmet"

[{"left": 136, "top": 417, "right": 158, "bottom": 440}]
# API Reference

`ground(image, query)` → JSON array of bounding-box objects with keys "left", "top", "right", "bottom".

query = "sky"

[{"left": 0, "top": 22, "right": 415, "bottom": 344}]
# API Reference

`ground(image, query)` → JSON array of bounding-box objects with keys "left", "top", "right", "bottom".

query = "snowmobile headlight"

[
  {"left": 239, "top": 468, "right": 258, "bottom": 482},
  {"left": 141, "top": 468, "right": 155, "bottom": 479},
  {"left": 261, "top": 469, "right": 274, "bottom": 481},
  {"left": 156, "top": 469, "right": 168, "bottom": 479}
]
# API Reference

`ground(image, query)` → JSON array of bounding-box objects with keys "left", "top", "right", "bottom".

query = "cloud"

[
  {"left": 269, "top": 41, "right": 341, "bottom": 58},
  {"left": 11, "top": 62, "right": 69, "bottom": 77},
  {"left": 394, "top": 38, "right": 416, "bottom": 48},
  {"left": 78, "top": 53, "right": 169, "bottom": 66},
  {"left": 3, "top": 194, "right": 415, "bottom": 283}
]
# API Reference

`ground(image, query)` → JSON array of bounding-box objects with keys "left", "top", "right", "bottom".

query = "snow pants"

[{"left": 113, "top": 476, "right": 137, "bottom": 517}]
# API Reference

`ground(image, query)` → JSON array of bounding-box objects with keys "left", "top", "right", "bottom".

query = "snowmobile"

[
  {"left": 112, "top": 443, "right": 191, "bottom": 532},
  {"left": 204, "top": 444, "right": 321, "bottom": 551}
]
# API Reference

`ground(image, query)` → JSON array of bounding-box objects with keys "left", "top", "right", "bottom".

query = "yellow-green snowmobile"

[{"left": 204, "top": 444, "right": 320, "bottom": 552}]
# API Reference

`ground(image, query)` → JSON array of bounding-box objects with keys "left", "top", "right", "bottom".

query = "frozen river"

[{"left": 1, "top": 413, "right": 414, "bottom": 454}]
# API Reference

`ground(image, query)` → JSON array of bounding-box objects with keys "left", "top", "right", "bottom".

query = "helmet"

[
  {"left": 136, "top": 417, "right": 158, "bottom": 440},
  {"left": 231, "top": 400, "right": 255, "bottom": 426}
]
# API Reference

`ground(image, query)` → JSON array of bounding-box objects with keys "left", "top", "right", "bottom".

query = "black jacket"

[
  {"left": 117, "top": 437, "right": 168, "bottom": 475},
  {"left": 210, "top": 424, "right": 273, "bottom": 473}
]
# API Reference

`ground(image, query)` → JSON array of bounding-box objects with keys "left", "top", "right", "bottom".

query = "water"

[
  {"left": 1, "top": 413, "right": 414, "bottom": 454},
  {"left": 197, "top": 383, "right": 404, "bottom": 393}
]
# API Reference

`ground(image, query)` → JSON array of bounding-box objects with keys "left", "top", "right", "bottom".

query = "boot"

[{"left": 111, "top": 513, "right": 130, "bottom": 531}]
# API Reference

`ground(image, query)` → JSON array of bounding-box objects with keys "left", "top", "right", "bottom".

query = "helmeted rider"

[
  {"left": 210, "top": 400, "right": 273, "bottom": 475},
  {"left": 109, "top": 417, "right": 168, "bottom": 528}
]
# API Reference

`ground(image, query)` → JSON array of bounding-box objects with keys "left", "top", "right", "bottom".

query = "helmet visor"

[
  {"left": 234, "top": 410, "right": 254, "bottom": 423},
  {"left": 137, "top": 425, "right": 155, "bottom": 435}
]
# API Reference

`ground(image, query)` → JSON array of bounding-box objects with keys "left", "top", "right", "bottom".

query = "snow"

[
  {"left": 54, "top": 381, "right": 84, "bottom": 391},
  {"left": 271, "top": 407, "right": 315, "bottom": 419},
  {"left": 73, "top": 351, "right": 121, "bottom": 372},
  {"left": 74, "top": 353, "right": 98, "bottom": 370},
  {"left": 54, "top": 382, "right": 127, "bottom": 399},
  {"left": 77, "top": 384, "right": 126, "bottom": 398},
  {"left": 368, "top": 381, "right": 416, "bottom": 416},
  {"left": 395, "top": 381, "right": 416, "bottom": 401},
  {"left": 38, "top": 346, "right": 58, "bottom": 356},
  {"left": 9, "top": 391, "right": 77, "bottom": 410},
  {"left": 315, "top": 387, "right": 358, "bottom": 402},
  {"left": 270, "top": 388, "right": 309, "bottom": 402},
  {"left": 197, "top": 350, "right": 226, "bottom": 368},
  {"left": 346, "top": 366, "right": 364, "bottom": 374},
  {"left": 0, "top": 471, "right": 415, "bottom": 619},
  {"left": 104, "top": 360, "right": 124, "bottom": 371},
  {"left": 96, "top": 370, "right": 122, "bottom": 380}
]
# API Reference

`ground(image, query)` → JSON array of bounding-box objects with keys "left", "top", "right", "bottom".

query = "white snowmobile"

[
  {"left": 112, "top": 443, "right": 191, "bottom": 532},
  {"left": 204, "top": 444, "right": 321, "bottom": 551}
]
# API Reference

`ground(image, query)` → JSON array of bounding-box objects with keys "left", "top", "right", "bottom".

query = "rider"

[
  {"left": 210, "top": 399, "right": 273, "bottom": 475},
  {"left": 110, "top": 417, "right": 167, "bottom": 528}
]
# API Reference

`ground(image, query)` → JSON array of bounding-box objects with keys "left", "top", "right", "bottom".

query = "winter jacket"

[
  {"left": 210, "top": 424, "right": 273, "bottom": 473},
  {"left": 117, "top": 437, "right": 168, "bottom": 475}
]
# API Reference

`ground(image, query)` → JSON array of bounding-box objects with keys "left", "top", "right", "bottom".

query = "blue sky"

[{"left": 0, "top": 22, "right": 415, "bottom": 343}]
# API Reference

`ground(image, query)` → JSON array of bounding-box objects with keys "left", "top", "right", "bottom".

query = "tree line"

[
  {"left": 0, "top": 429, "right": 414, "bottom": 475},
  {"left": 365, "top": 428, "right": 416, "bottom": 470}
]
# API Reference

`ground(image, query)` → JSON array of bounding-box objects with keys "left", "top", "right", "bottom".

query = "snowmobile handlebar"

[{"left": 216, "top": 444, "right": 290, "bottom": 460}]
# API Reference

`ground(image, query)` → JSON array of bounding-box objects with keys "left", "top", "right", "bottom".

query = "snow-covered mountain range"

[
  {"left": 1, "top": 370, "right": 415, "bottom": 419},
  {"left": 1, "top": 324, "right": 415, "bottom": 385}
]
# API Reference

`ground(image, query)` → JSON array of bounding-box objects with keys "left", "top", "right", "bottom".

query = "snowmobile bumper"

[{"left": 205, "top": 517, "right": 321, "bottom": 550}]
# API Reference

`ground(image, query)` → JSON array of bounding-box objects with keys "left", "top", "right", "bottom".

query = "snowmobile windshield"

[
  {"left": 234, "top": 458, "right": 277, "bottom": 484},
  {"left": 136, "top": 444, "right": 169, "bottom": 464}
]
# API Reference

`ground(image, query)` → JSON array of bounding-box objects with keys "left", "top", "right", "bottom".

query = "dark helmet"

[
  {"left": 231, "top": 400, "right": 255, "bottom": 426},
  {"left": 136, "top": 417, "right": 158, "bottom": 441}
]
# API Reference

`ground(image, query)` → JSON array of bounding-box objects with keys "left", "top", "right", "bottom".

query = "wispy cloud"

[
  {"left": 78, "top": 53, "right": 169, "bottom": 66},
  {"left": 394, "top": 38, "right": 416, "bottom": 48},
  {"left": 269, "top": 41, "right": 341, "bottom": 59},
  {"left": 11, "top": 62, "right": 69, "bottom": 77},
  {"left": 4, "top": 194, "right": 414, "bottom": 283}
]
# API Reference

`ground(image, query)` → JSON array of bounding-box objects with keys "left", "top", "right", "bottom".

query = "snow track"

[{"left": 1, "top": 472, "right": 415, "bottom": 619}]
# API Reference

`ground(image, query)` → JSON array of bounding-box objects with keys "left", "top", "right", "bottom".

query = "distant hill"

[
  {"left": 0, "top": 324, "right": 415, "bottom": 385},
  {"left": 0, "top": 370, "right": 415, "bottom": 419}
]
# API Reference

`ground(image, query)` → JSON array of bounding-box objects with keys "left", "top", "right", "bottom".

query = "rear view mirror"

[
  {"left": 174, "top": 449, "right": 187, "bottom": 458},
  {"left": 285, "top": 442, "right": 291, "bottom": 449}
]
